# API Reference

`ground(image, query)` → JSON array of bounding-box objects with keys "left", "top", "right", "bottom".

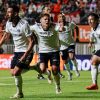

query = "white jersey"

[
  {"left": 90, "top": 24, "right": 100, "bottom": 51},
  {"left": 5, "top": 19, "right": 32, "bottom": 52},
  {"left": 56, "top": 22, "right": 76, "bottom": 50},
  {"left": 30, "top": 23, "right": 59, "bottom": 53}
]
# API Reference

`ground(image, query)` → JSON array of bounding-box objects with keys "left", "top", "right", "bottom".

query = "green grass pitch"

[{"left": 0, "top": 70, "right": 100, "bottom": 100}]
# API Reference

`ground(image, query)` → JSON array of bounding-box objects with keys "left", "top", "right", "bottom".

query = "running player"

[
  {"left": 56, "top": 13, "right": 80, "bottom": 80},
  {"left": 41, "top": 6, "right": 65, "bottom": 79},
  {"left": 30, "top": 13, "right": 62, "bottom": 94},
  {"left": 86, "top": 13, "right": 100, "bottom": 90},
  {"left": 0, "top": 5, "right": 35, "bottom": 98}
]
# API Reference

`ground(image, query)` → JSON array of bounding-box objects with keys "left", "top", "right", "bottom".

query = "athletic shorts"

[
  {"left": 39, "top": 51, "right": 60, "bottom": 67},
  {"left": 60, "top": 49, "right": 69, "bottom": 60},
  {"left": 68, "top": 45, "right": 75, "bottom": 53},
  {"left": 94, "top": 49, "right": 100, "bottom": 57},
  {"left": 11, "top": 52, "right": 33, "bottom": 69}
]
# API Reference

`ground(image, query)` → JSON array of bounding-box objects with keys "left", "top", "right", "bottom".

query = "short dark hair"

[
  {"left": 9, "top": 5, "right": 20, "bottom": 13},
  {"left": 88, "top": 13, "right": 99, "bottom": 20}
]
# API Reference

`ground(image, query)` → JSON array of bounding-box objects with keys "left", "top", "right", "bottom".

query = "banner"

[
  {"left": 0, "top": 54, "right": 13, "bottom": 69},
  {"left": 74, "top": 55, "right": 92, "bottom": 71},
  {"left": 0, "top": 54, "right": 96, "bottom": 71},
  {"left": 78, "top": 25, "right": 91, "bottom": 42}
]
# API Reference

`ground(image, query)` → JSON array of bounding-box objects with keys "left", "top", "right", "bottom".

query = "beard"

[
  {"left": 8, "top": 15, "right": 20, "bottom": 27},
  {"left": 9, "top": 14, "right": 19, "bottom": 22},
  {"left": 9, "top": 16, "right": 16, "bottom": 22}
]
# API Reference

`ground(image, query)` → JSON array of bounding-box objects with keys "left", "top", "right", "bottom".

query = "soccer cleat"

[
  {"left": 86, "top": 84, "right": 98, "bottom": 90},
  {"left": 47, "top": 70, "right": 53, "bottom": 84},
  {"left": 10, "top": 93, "right": 24, "bottom": 99},
  {"left": 76, "top": 72, "right": 80, "bottom": 77},
  {"left": 30, "top": 62, "right": 40, "bottom": 72},
  {"left": 59, "top": 73, "right": 65, "bottom": 78},
  {"left": 47, "top": 75, "right": 53, "bottom": 84},
  {"left": 68, "top": 73, "right": 73, "bottom": 80},
  {"left": 37, "top": 74, "right": 45, "bottom": 80},
  {"left": 56, "top": 87, "right": 62, "bottom": 94}
]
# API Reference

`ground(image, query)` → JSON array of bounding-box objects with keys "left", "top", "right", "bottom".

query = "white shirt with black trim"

[{"left": 5, "top": 19, "right": 32, "bottom": 52}]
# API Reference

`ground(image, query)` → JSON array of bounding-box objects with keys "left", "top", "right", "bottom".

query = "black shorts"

[
  {"left": 60, "top": 49, "right": 69, "bottom": 60},
  {"left": 94, "top": 50, "right": 100, "bottom": 57},
  {"left": 39, "top": 51, "right": 60, "bottom": 67},
  {"left": 11, "top": 52, "right": 33, "bottom": 69},
  {"left": 68, "top": 45, "right": 75, "bottom": 53}
]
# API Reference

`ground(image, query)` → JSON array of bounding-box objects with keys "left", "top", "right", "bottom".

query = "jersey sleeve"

[
  {"left": 30, "top": 24, "right": 38, "bottom": 35},
  {"left": 30, "top": 25, "right": 35, "bottom": 31},
  {"left": 70, "top": 22, "right": 77, "bottom": 29},
  {"left": 5, "top": 21, "right": 10, "bottom": 33},
  {"left": 90, "top": 32, "right": 94, "bottom": 41},
  {"left": 23, "top": 22, "right": 32, "bottom": 37}
]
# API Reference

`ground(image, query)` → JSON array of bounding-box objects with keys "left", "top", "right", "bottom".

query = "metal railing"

[
  {"left": 75, "top": 43, "right": 93, "bottom": 55},
  {"left": 2, "top": 43, "right": 93, "bottom": 55}
]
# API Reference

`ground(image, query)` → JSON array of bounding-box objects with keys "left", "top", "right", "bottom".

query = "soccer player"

[
  {"left": 56, "top": 13, "right": 80, "bottom": 80},
  {"left": 35, "top": 6, "right": 64, "bottom": 80},
  {"left": 42, "top": 6, "right": 65, "bottom": 79},
  {"left": 34, "top": 6, "right": 53, "bottom": 80},
  {"left": 0, "top": 5, "right": 35, "bottom": 98},
  {"left": 30, "top": 13, "right": 62, "bottom": 94},
  {"left": 86, "top": 13, "right": 100, "bottom": 90}
]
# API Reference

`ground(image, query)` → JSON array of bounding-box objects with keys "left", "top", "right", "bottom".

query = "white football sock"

[
  {"left": 53, "top": 74, "right": 60, "bottom": 89},
  {"left": 64, "top": 63, "right": 71, "bottom": 75},
  {"left": 91, "top": 65, "right": 98, "bottom": 84},
  {"left": 14, "top": 75, "right": 23, "bottom": 94},
  {"left": 71, "top": 59, "right": 79, "bottom": 73}
]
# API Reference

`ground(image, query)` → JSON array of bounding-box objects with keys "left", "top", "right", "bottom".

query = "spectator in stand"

[
  {"left": 36, "top": 5, "right": 54, "bottom": 23},
  {"left": 69, "top": 0, "right": 78, "bottom": 12},
  {"left": 52, "top": 0, "right": 61, "bottom": 14},
  {"left": 76, "top": 0, "right": 86, "bottom": 9},
  {"left": 27, "top": 0, "right": 37, "bottom": 14},
  {"left": 89, "top": 0, "right": 97, "bottom": 13},
  {"left": 19, "top": 2, "right": 28, "bottom": 18},
  {"left": 36, "top": 2, "right": 44, "bottom": 13},
  {"left": 95, "top": 0, "right": 100, "bottom": 18},
  {"left": 76, "top": 0, "right": 89, "bottom": 24},
  {"left": 61, "top": 0, "right": 70, "bottom": 14},
  {"left": 62, "top": 0, "right": 69, "bottom": 4},
  {"left": 22, "top": 0, "right": 30, "bottom": 5},
  {"left": 52, "top": 0, "right": 62, "bottom": 22},
  {"left": 7, "top": 0, "right": 20, "bottom": 6},
  {"left": 50, "top": 0, "right": 57, "bottom": 3}
]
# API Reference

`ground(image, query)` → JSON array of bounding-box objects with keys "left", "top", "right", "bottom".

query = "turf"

[{"left": 0, "top": 70, "right": 100, "bottom": 100}]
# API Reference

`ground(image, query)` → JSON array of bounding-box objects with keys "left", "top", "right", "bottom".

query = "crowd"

[{"left": 0, "top": 0, "right": 99, "bottom": 25}]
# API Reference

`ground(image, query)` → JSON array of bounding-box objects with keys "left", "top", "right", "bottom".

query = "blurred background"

[
  {"left": 0, "top": 0, "right": 99, "bottom": 70},
  {"left": 0, "top": 0, "right": 99, "bottom": 54}
]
